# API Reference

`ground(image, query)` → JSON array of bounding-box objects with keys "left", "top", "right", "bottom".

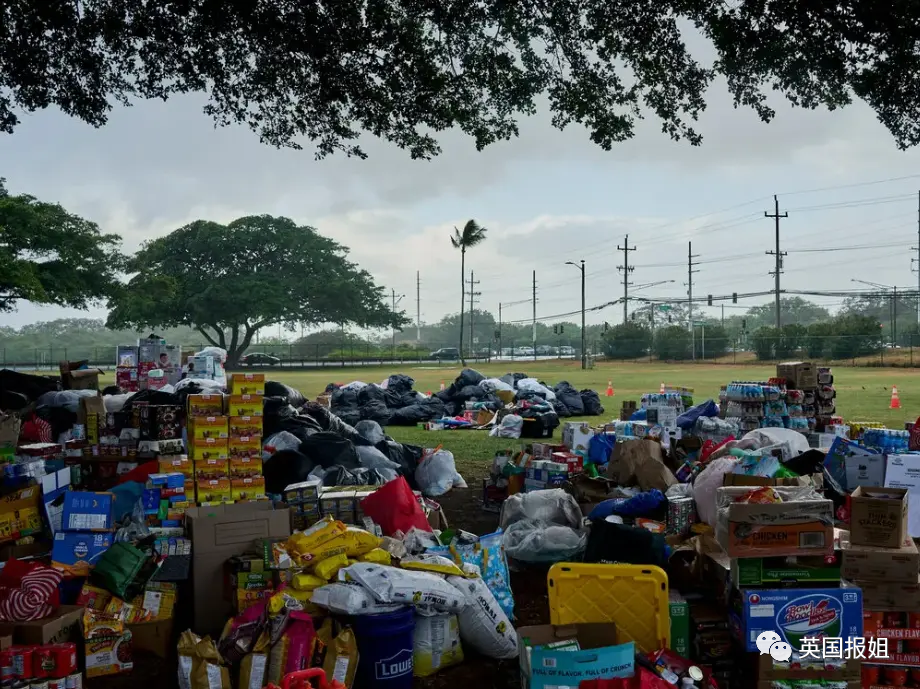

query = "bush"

[
  {"left": 603, "top": 322, "right": 652, "bottom": 359},
  {"left": 751, "top": 326, "right": 776, "bottom": 361},
  {"left": 700, "top": 324, "right": 729, "bottom": 359},
  {"left": 654, "top": 326, "right": 691, "bottom": 360}
]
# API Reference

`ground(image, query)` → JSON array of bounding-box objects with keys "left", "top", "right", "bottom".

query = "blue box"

[
  {"left": 148, "top": 472, "right": 185, "bottom": 489},
  {"left": 51, "top": 531, "right": 114, "bottom": 574},
  {"left": 142, "top": 489, "right": 161, "bottom": 515},
  {"left": 738, "top": 587, "right": 863, "bottom": 653},
  {"left": 61, "top": 491, "right": 115, "bottom": 532}
]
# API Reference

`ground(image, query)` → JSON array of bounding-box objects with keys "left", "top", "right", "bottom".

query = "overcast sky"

[{"left": 3, "top": 67, "right": 920, "bottom": 337}]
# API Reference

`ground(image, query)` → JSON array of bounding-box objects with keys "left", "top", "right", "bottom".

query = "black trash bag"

[
  {"left": 454, "top": 385, "right": 482, "bottom": 403},
  {"left": 554, "top": 381, "right": 585, "bottom": 415},
  {"left": 386, "top": 374, "right": 416, "bottom": 395},
  {"left": 263, "top": 449, "right": 317, "bottom": 495},
  {"left": 552, "top": 398, "right": 573, "bottom": 418},
  {"left": 443, "top": 401, "right": 459, "bottom": 417},
  {"left": 0, "top": 369, "right": 58, "bottom": 404},
  {"left": 389, "top": 397, "right": 446, "bottom": 426},
  {"left": 122, "top": 389, "right": 182, "bottom": 411},
  {"left": 435, "top": 387, "right": 456, "bottom": 403},
  {"left": 101, "top": 385, "right": 123, "bottom": 396},
  {"left": 357, "top": 384, "right": 387, "bottom": 406},
  {"left": 302, "top": 402, "right": 363, "bottom": 444},
  {"left": 456, "top": 368, "right": 485, "bottom": 387},
  {"left": 515, "top": 390, "right": 547, "bottom": 403},
  {"left": 378, "top": 440, "right": 424, "bottom": 483},
  {"left": 319, "top": 465, "right": 391, "bottom": 488},
  {"left": 0, "top": 390, "right": 29, "bottom": 411},
  {"left": 584, "top": 519, "right": 668, "bottom": 568},
  {"left": 330, "top": 388, "right": 361, "bottom": 426},
  {"left": 265, "top": 381, "right": 307, "bottom": 407},
  {"left": 580, "top": 389, "right": 605, "bottom": 416},
  {"left": 299, "top": 432, "right": 361, "bottom": 470},
  {"left": 500, "top": 372, "right": 529, "bottom": 388},
  {"left": 324, "top": 383, "right": 339, "bottom": 393},
  {"left": 473, "top": 394, "right": 503, "bottom": 412},
  {"left": 359, "top": 399, "right": 392, "bottom": 426}
]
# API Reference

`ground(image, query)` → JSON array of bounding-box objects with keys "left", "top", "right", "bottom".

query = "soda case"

[{"left": 862, "top": 610, "right": 920, "bottom": 688}]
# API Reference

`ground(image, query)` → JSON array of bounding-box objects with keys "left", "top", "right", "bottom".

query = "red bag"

[
  {"left": 359, "top": 476, "right": 431, "bottom": 536},
  {"left": 909, "top": 416, "right": 920, "bottom": 451}
]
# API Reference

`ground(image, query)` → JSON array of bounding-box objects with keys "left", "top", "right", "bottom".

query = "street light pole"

[{"left": 566, "top": 260, "right": 587, "bottom": 369}]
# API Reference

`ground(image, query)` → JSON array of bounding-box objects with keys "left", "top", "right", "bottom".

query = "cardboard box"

[
  {"left": 85, "top": 630, "right": 133, "bottom": 677},
  {"left": 721, "top": 473, "right": 824, "bottom": 488},
  {"left": 840, "top": 531, "right": 920, "bottom": 583},
  {"left": 715, "top": 486, "right": 834, "bottom": 557},
  {"left": 230, "top": 456, "right": 263, "bottom": 477},
  {"left": 0, "top": 487, "right": 43, "bottom": 543},
  {"left": 736, "top": 587, "right": 863, "bottom": 653},
  {"left": 229, "top": 416, "right": 263, "bottom": 439},
  {"left": 189, "top": 438, "right": 229, "bottom": 461},
  {"left": 516, "top": 623, "right": 624, "bottom": 689},
  {"left": 777, "top": 361, "right": 818, "bottom": 389},
  {"left": 230, "top": 373, "right": 266, "bottom": 396},
  {"left": 228, "top": 395, "right": 263, "bottom": 417},
  {"left": 562, "top": 422, "right": 595, "bottom": 452},
  {"left": 669, "top": 591, "right": 690, "bottom": 658},
  {"left": 127, "top": 618, "right": 173, "bottom": 659},
  {"left": 231, "top": 477, "right": 266, "bottom": 501},
  {"left": 731, "top": 551, "right": 842, "bottom": 587},
  {"left": 850, "top": 486, "right": 909, "bottom": 548},
  {"left": 186, "top": 501, "right": 290, "bottom": 635},
  {"left": 188, "top": 416, "right": 229, "bottom": 441},
  {"left": 158, "top": 456, "right": 193, "bottom": 477},
  {"left": 845, "top": 577, "right": 920, "bottom": 612},
  {"left": 751, "top": 652, "right": 861, "bottom": 681},
  {"left": 52, "top": 531, "right": 114, "bottom": 575},
  {"left": 187, "top": 394, "right": 224, "bottom": 416},
  {"left": 195, "top": 458, "right": 229, "bottom": 480},
  {"left": 0, "top": 605, "right": 84, "bottom": 644},
  {"left": 229, "top": 436, "right": 262, "bottom": 460},
  {"left": 61, "top": 491, "right": 114, "bottom": 532},
  {"left": 196, "top": 478, "right": 231, "bottom": 504}
]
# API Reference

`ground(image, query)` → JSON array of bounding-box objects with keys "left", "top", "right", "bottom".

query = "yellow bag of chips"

[
  {"left": 400, "top": 555, "right": 465, "bottom": 578},
  {"left": 292, "top": 573, "right": 325, "bottom": 591},
  {"left": 359, "top": 548, "right": 392, "bottom": 566},
  {"left": 288, "top": 517, "right": 347, "bottom": 562},
  {"left": 313, "top": 553, "right": 350, "bottom": 581},
  {"left": 343, "top": 527, "right": 381, "bottom": 557}
]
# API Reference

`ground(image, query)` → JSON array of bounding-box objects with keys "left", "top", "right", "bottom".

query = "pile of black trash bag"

[
  {"left": 328, "top": 374, "right": 446, "bottom": 427},
  {"left": 432, "top": 368, "right": 504, "bottom": 418}
]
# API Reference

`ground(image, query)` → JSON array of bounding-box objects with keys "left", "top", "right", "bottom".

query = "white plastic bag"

[
  {"left": 490, "top": 414, "right": 523, "bottom": 438},
  {"left": 413, "top": 611, "right": 464, "bottom": 676},
  {"left": 480, "top": 378, "right": 514, "bottom": 393},
  {"left": 356, "top": 445, "right": 401, "bottom": 472},
  {"left": 693, "top": 456, "right": 740, "bottom": 527},
  {"left": 499, "top": 489, "right": 583, "bottom": 531},
  {"left": 516, "top": 378, "right": 556, "bottom": 401},
  {"left": 311, "top": 583, "right": 405, "bottom": 615},
  {"left": 340, "top": 563, "right": 466, "bottom": 613},
  {"left": 502, "top": 519, "right": 586, "bottom": 562},
  {"left": 447, "top": 568, "right": 518, "bottom": 660},
  {"left": 415, "top": 450, "right": 467, "bottom": 497}
]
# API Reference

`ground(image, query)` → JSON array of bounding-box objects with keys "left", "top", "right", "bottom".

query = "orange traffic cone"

[
  {"left": 606, "top": 380, "right": 614, "bottom": 397},
  {"left": 660, "top": 382, "right": 666, "bottom": 393},
  {"left": 891, "top": 386, "right": 902, "bottom": 409}
]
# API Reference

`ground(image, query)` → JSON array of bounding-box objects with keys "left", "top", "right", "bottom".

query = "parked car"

[
  {"left": 239, "top": 353, "right": 281, "bottom": 366},
  {"left": 517, "top": 346, "right": 535, "bottom": 356},
  {"left": 559, "top": 346, "right": 576, "bottom": 356},
  {"left": 429, "top": 347, "right": 460, "bottom": 360},
  {"left": 536, "top": 345, "right": 557, "bottom": 355}
]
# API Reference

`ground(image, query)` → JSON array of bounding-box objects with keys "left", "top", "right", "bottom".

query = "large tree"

[
  {"left": 107, "top": 215, "right": 406, "bottom": 364},
  {"left": 0, "top": 179, "right": 122, "bottom": 312},
  {"left": 2, "top": 3, "right": 919, "bottom": 157}
]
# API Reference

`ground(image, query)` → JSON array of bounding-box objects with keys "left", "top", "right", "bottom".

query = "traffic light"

[
  {"left": 631, "top": 312, "right": 636, "bottom": 321},
  {"left": 553, "top": 324, "right": 558, "bottom": 334},
  {"left": 742, "top": 318, "right": 747, "bottom": 331},
  {"left": 668, "top": 315, "right": 672, "bottom": 323},
  {"left": 560, "top": 325, "right": 564, "bottom": 334},
  {"left": 604, "top": 321, "right": 609, "bottom": 332},
  {"left": 707, "top": 295, "right": 713, "bottom": 306},
  {"left": 494, "top": 329, "right": 500, "bottom": 340},
  {"left": 732, "top": 292, "right": 738, "bottom": 304}
]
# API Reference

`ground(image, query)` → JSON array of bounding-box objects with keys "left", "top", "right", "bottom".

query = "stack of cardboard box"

[
  {"left": 228, "top": 374, "right": 266, "bottom": 502},
  {"left": 186, "top": 394, "right": 230, "bottom": 505},
  {"left": 842, "top": 487, "right": 920, "bottom": 688},
  {"left": 51, "top": 491, "right": 116, "bottom": 576}
]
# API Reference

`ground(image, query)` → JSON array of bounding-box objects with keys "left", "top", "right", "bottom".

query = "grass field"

[
  {"left": 257, "top": 361, "right": 920, "bottom": 484},
  {"left": 80, "top": 361, "right": 919, "bottom": 485}
]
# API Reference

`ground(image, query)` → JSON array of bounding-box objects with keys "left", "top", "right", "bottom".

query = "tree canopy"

[
  {"left": 0, "top": 179, "right": 122, "bottom": 312},
  {"left": 2, "top": 2, "right": 918, "bottom": 158},
  {"left": 106, "top": 215, "right": 406, "bottom": 363}
]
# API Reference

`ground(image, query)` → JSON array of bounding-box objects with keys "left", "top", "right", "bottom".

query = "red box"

[{"left": 552, "top": 451, "right": 584, "bottom": 474}]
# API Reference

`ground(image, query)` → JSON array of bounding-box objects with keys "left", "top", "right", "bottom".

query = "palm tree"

[{"left": 450, "top": 220, "right": 488, "bottom": 366}]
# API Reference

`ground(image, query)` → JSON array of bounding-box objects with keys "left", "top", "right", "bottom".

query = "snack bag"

[
  {"left": 311, "top": 619, "right": 359, "bottom": 688},
  {"left": 190, "top": 635, "right": 231, "bottom": 689},
  {"left": 238, "top": 629, "right": 271, "bottom": 689},
  {"left": 288, "top": 517, "right": 347, "bottom": 561},
  {"left": 343, "top": 527, "right": 380, "bottom": 557},
  {"left": 359, "top": 548, "right": 392, "bottom": 565},
  {"left": 266, "top": 611, "right": 315, "bottom": 687},
  {"left": 314, "top": 553, "right": 350, "bottom": 581},
  {"left": 292, "top": 573, "right": 325, "bottom": 592},
  {"left": 401, "top": 555, "right": 465, "bottom": 578}
]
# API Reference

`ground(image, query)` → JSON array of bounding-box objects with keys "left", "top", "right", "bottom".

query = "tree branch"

[{"left": 195, "top": 326, "right": 220, "bottom": 348}]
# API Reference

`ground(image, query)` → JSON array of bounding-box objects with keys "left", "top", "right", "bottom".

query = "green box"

[
  {"left": 730, "top": 554, "right": 841, "bottom": 587},
  {"left": 669, "top": 591, "right": 690, "bottom": 658}
]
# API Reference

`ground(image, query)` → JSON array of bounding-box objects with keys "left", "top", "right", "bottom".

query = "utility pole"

[
  {"left": 498, "top": 303, "right": 503, "bottom": 358},
  {"left": 416, "top": 271, "right": 421, "bottom": 341},
  {"left": 765, "top": 195, "right": 788, "bottom": 329},
  {"left": 912, "top": 189, "right": 920, "bottom": 328},
  {"left": 466, "top": 271, "right": 481, "bottom": 356},
  {"left": 721, "top": 304, "right": 725, "bottom": 328},
  {"left": 532, "top": 270, "right": 538, "bottom": 361},
  {"left": 391, "top": 289, "right": 404, "bottom": 353},
  {"left": 617, "top": 234, "right": 637, "bottom": 323},
  {"left": 687, "top": 242, "right": 700, "bottom": 360},
  {"left": 566, "top": 260, "right": 587, "bottom": 369}
]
